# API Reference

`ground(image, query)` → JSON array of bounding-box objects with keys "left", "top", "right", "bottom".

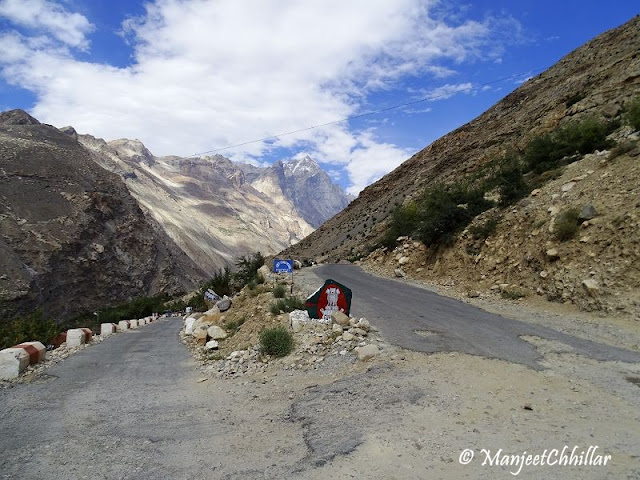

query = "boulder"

[
  {"left": 192, "top": 325, "right": 209, "bottom": 342},
  {"left": 204, "top": 305, "right": 220, "bottom": 316},
  {"left": 205, "top": 340, "right": 219, "bottom": 350},
  {"left": 207, "top": 325, "right": 228, "bottom": 340},
  {"left": 184, "top": 317, "right": 197, "bottom": 335},
  {"left": 342, "top": 332, "right": 355, "bottom": 342},
  {"left": 331, "top": 311, "right": 350, "bottom": 326},
  {"left": 581, "top": 279, "right": 600, "bottom": 296},
  {"left": 0, "top": 348, "right": 30, "bottom": 380},
  {"left": 546, "top": 248, "right": 560, "bottom": 261},
  {"left": 356, "top": 318, "right": 371, "bottom": 331},
  {"left": 257, "top": 265, "right": 271, "bottom": 281},
  {"left": 578, "top": 204, "right": 597, "bottom": 221},
  {"left": 355, "top": 344, "right": 379, "bottom": 361},
  {"left": 293, "top": 259, "right": 303, "bottom": 269},
  {"left": 216, "top": 296, "right": 232, "bottom": 313}
]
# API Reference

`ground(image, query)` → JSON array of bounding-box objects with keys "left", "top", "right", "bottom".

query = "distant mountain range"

[{"left": 75, "top": 134, "right": 351, "bottom": 274}]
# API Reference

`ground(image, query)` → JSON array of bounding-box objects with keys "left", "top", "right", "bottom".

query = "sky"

[{"left": 0, "top": 1, "right": 638, "bottom": 195}]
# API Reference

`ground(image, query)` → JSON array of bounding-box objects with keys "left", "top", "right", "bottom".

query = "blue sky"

[{"left": 0, "top": 1, "right": 637, "bottom": 194}]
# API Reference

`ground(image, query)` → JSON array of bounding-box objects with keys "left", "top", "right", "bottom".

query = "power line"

[{"left": 186, "top": 68, "right": 542, "bottom": 158}]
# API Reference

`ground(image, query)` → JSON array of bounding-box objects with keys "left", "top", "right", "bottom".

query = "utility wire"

[{"left": 186, "top": 68, "right": 542, "bottom": 158}]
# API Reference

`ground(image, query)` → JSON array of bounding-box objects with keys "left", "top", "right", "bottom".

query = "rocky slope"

[
  {"left": 0, "top": 110, "right": 206, "bottom": 322},
  {"left": 281, "top": 16, "right": 640, "bottom": 314}
]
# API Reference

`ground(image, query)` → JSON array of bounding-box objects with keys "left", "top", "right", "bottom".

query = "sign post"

[{"left": 274, "top": 259, "right": 294, "bottom": 293}]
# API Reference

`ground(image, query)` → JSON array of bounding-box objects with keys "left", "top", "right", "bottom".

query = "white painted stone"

[
  {"left": 0, "top": 348, "right": 30, "bottom": 380},
  {"left": 184, "top": 317, "right": 197, "bottom": 335},
  {"left": 101, "top": 323, "right": 117, "bottom": 336},
  {"left": 139, "top": 318, "right": 146, "bottom": 326},
  {"left": 66, "top": 329, "right": 87, "bottom": 347},
  {"left": 129, "top": 319, "right": 139, "bottom": 328},
  {"left": 118, "top": 320, "right": 130, "bottom": 331},
  {"left": 13, "top": 341, "right": 46, "bottom": 364}
]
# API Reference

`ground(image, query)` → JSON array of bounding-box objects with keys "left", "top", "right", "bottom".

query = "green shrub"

[
  {"left": 234, "top": 252, "right": 265, "bottom": 289},
  {"left": 259, "top": 326, "right": 294, "bottom": 357},
  {"left": 485, "top": 154, "right": 530, "bottom": 206},
  {"left": 416, "top": 184, "right": 492, "bottom": 247},
  {"left": 554, "top": 208, "right": 581, "bottom": 241},
  {"left": 625, "top": 96, "right": 640, "bottom": 131},
  {"left": 469, "top": 214, "right": 500, "bottom": 241},
  {"left": 0, "top": 310, "right": 60, "bottom": 349},
  {"left": 525, "top": 117, "right": 615, "bottom": 173},
  {"left": 269, "top": 296, "right": 305, "bottom": 315},
  {"left": 501, "top": 288, "right": 526, "bottom": 300},
  {"left": 273, "top": 284, "right": 287, "bottom": 298}
]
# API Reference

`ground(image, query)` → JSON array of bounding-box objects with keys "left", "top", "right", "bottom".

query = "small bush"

[
  {"left": 0, "top": 310, "right": 60, "bottom": 349},
  {"left": 501, "top": 289, "right": 526, "bottom": 300},
  {"left": 554, "top": 208, "right": 581, "bottom": 241},
  {"left": 259, "top": 326, "right": 294, "bottom": 357},
  {"left": 625, "top": 96, "right": 640, "bottom": 131},
  {"left": 269, "top": 296, "right": 305, "bottom": 315},
  {"left": 485, "top": 154, "right": 529, "bottom": 206},
  {"left": 469, "top": 214, "right": 500, "bottom": 241},
  {"left": 273, "top": 284, "right": 287, "bottom": 298}
]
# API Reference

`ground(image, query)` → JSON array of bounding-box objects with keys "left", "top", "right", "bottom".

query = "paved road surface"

[
  {"left": 312, "top": 264, "right": 640, "bottom": 369},
  {"left": 0, "top": 319, "right": 307, "bottom": 479}
]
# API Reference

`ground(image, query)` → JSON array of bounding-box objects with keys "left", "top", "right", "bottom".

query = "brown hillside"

[{"left": 281, "top": 16, "right": 640, "bottom": 314}]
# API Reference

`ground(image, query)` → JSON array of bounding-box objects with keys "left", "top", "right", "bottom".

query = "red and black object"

[{"left": 305, "top": 279, "right": 352, "bottom": 320}]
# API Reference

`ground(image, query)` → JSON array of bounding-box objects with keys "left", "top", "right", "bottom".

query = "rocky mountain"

[
  {"left": 246, "top": 156, "right": 353, "bottom": 228},
  {"left": 76, "top": 138, "right": 318, "bottom": 274},
  {"left": 281, "top": 16, "right": 640, "bottom": 315},
  {"left": 0, "top": 110, "right": 206, "bottom": 322}
]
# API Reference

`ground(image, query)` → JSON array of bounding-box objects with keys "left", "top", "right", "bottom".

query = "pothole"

[{"left": 626, "top": 376, "right": 640, "bottom": 388}]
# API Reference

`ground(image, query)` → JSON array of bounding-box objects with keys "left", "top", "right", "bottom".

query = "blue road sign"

[{"left": 274, "top": 259, "right": 293, "bottom": 273}]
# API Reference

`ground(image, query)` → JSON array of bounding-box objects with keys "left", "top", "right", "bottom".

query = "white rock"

[
  {"left": 581, "top": 279, "right": 600, "bottom": 296},
  {"left": 356, "top": 318, "right": 370, "bottom": 331},
  {"left": 205, "top": 340, "right": 219, "bottom": 351},
  {"left": 0, "top": 348, "right": 30, "bottom": 380},
  {"left": 350, "top": 327, "right": 368, "bottom": 337},
  {"left": 331, "top": 311, "right": 350, "bottom": 326},
  {"left": 394, "top": 268, "right": 406, "bottom": 278},
  {"left": 561, "top": 182, "right": 576, "bottom": 192},
  {"left": 332, "top": 323, "right": 343, "bottom": 334},
  {"left": 216, "top": 296, "right": 232, "bottom": 312},
  {"left": 207, "top": 325, "right": 228, "bottom": 340},
  {"left": 398, "top": 256, "right": 409, "bottom": 265},
  {"left": 355, "top": 344, "right": 379, "bottom": 361},
  {"left": 184, "top": 317, "right": 197, "bottom": 335},
  {"left": 342, "top": 332, "right": 355, "bottom": 341}
]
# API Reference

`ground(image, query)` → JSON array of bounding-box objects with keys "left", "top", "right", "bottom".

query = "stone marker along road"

[
  {"left": 0, "top": 318, "right": 310, "bottom": 480},
  {"left": 312, "top": 264, "right": 640, "bottom": 369}
]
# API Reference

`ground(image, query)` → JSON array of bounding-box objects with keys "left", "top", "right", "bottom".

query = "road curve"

[{"left": 312, "top": 264, "right": 640, "bottom": 369}]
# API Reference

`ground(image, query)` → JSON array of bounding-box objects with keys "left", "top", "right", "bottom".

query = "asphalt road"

[
  {"left": 313, "top": 264, "right": 640, "bottom": 369},
  {"left": 0, "top": 319, "right": 306, "bottom": 480}
]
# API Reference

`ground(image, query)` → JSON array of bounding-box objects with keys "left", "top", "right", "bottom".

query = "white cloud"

[
  {"left": 0, "top": 0, "right": 94, "bottom": 49},
  {"left": 0, "top": 0, "right": 519, "bottom": 193}
]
